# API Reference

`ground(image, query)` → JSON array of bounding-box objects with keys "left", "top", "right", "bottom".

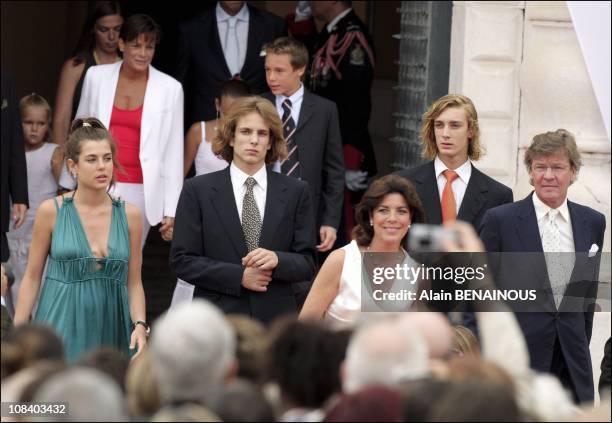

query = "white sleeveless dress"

[
  {"left": 194, "top": 121, "right": 228, "bottom": 176},
  {"left": 171, "top": 121, "right": 228, "bottom": 308},
  {"left": 324, "top": 240, "right": 418, "bottom": 329}
]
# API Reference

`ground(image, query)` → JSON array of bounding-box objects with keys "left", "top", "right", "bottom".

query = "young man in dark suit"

[
  {"left": 170, "top": 97, "right": 316, "bottom": 324},
  {"left": 262, "top": 36, "right": 344, "bottom": 308},
  {"left": 480, "top": 129, "right": 606, "bottom": 403},
  {"left": 176, "top": 1, "right": 286, "bottom": 126},
  {"left": 396, "top": 94, "right": 513, "bottom": 325},
  {"left": 396, "top": 94, "right": 513, "bottom": 229},
  {"left": 262, "top": 37, "right": 344, "bottom": 253}
]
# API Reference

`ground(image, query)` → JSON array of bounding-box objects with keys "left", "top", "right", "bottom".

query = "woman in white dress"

[
  {"left": 171, "top": 79, "right": 251, "bottom": 307},
  {"left": 299, "top": 175, "right": 426, "bottom": 328}
]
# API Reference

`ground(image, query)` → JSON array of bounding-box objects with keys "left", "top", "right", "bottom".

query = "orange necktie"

[{"left": 441, "top": 170, "right": 459, "bottom": 222}]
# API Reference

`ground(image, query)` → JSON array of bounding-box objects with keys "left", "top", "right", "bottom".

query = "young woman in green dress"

[{"left": 14, "top": 118, "right": 147, "bottom": 362}]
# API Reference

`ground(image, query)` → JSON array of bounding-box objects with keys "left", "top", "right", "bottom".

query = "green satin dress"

[{"left": 34, "top": 195, "right": 133, "bottom": 363}]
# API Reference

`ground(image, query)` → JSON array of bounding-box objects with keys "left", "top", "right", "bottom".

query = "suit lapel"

[
  {"left": 457, "top": 165, "right": 487, "bottom": 223},
  {"left": 259, "top": 168, "right": 287, "bottom": 249},
  {"left": 415, "top": 162, "right": 442, "bottom": 224},
  {"left": 241, "top": 5, "right": 262, "bottom": 77},
  {"left": 140, "top": 65, "right": 159, "bottom": 151},
  {"left": 515, "top": 194, "right": 551, "bottom": 293},
  {"left": 210, "top": 15, "right": 232, "bottom": 77},
  {"left": 515, "top": 194, "right": 544, "bottom": 252},
  {"left": 296, "top": 91, "right": 315, "bottom": 132},
  {"left": 568, "top": 201, "right": 589, "bottom": 252},
  {"left": 211, "top": 168, "right": 248, "bottom": 258},
  {"left": 100, "top": 62, "right": 122, "bottom": 128}
]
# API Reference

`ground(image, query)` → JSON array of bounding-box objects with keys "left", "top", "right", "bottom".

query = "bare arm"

[
  {"left": 125, "top": 203, "right": 147, "bottom": 357},
  {"left": 51, "top": 59, "right": 85, "bottom": 146},
  {"left": 183, "top": 122, "right": 201, "bottom": 178},
  {"left": 13, "top": 199, "right": 57, "bottom": 324},
  {"left": 299, "top": 249, "right": 345, "bottom": 320},
  {"left": 50, "top": 145, "right": 64, "bottom": 183}
]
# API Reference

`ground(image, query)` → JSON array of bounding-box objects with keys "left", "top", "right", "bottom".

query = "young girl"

[
  {"left": 6, "top": 94, "right": 62, "bottom": 311},
  {"left": 15, "top": 118, "right": 147, "bottom": 363}
]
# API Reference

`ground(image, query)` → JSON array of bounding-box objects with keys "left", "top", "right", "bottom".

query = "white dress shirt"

[
  {"left": 230, "top": 162, "right": 267, "bottom": 223},
  {"left": 532, "top": 193, "right": 575, "bottom": 252},
  {"left": 216, "top": 3, "right": 249, "bottom": 75},
  {"left": 275, "top": 84, "right": 304, "bottom": 126},
  {"left": 434, "top": 156, "right": 472, "bottom": 214},
  {"left": 326, "top": 8, "right": 352, "bottom": 32}
]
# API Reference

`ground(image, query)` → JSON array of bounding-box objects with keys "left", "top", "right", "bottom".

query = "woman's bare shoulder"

[{"left": 323, "top": 248, "right": 346, "bottom": 272}]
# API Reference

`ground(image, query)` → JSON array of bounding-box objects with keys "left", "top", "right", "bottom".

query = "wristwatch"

[{"left": 132, "top": 320, "right": 150, "bottom": 336}]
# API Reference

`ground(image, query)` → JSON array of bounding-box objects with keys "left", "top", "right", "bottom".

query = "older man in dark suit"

[
  {"left": 176, "top": 1, "right": 286, "bottom": 126},
  {"left": 480, "top": 129, "right": 606, "bottom": 403},
  {"left": 170, "top": 97, "right": 316, "bottom": 324},
  {"left": 1, "top": 72, "right": 28, "bottom": 263}
]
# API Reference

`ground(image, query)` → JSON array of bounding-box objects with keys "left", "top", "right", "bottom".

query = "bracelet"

[{"left": 132, "top": 320, "right": 150, "bottom": 336}]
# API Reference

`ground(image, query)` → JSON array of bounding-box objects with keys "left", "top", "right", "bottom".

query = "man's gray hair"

[
  {"left": 343, "top": 319, "right": 429, "bottom": 393},
  {"left": 34, "top": 368, "right": 126, "bottom": 421},
  {"left": 150, "top": 300, "right": 236, "bottom": 404}
]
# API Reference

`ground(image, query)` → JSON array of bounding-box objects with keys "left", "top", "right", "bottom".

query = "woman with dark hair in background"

[
  {"left": 52, "top": 1, "right": 123, "bottom": 147},
  {"left": 75, "top": 14, "right": 184, "bottom": 245},
  {"left": 299, "top": 174, "right": 426, "bottom": 328},
  {"left": 14, "top": 118, "right": 147, "bottom": 363}
]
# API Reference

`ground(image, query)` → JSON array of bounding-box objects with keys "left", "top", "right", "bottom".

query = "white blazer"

[{"left": 76, "top": 61, "right": 184, "bottom": 225}]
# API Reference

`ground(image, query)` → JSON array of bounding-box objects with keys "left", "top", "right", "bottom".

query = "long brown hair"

[
  {"left": 212, "top": 96, "right": 287, "bottom": 164},
  {"left": 420, "top": 94, "right": 483, "bottom": 161}
]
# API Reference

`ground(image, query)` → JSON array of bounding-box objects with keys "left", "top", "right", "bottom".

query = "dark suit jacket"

[
  {"left": 1, "top": 73, "right": 28, "bottom": 261},
  {"left": 169, "top": 167, "right": 316, "bottom": 324},
  {"left": 176, "top": 4, "right": 286, "bottom": 125},
  {"left": 263, "top": 90, "right": 344, "bottom": 231},
  {"left": 396, "top": 160, "right": 513, "bottom": 230},
  {"left": 480, "top": 193, "right": 606, "bottom": 402}
]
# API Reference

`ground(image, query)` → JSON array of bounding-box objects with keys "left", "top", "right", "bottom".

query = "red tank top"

[{"left": 109, "top": 104, "right": 144, "bottom": 183}]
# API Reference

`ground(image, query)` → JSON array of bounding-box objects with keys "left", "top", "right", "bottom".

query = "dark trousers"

[
  {"left": 1, "top": 232, "right": 9, "bottom": 262},
  {"left": 550, "top": 336, "right": 579, "bottom": 403}
]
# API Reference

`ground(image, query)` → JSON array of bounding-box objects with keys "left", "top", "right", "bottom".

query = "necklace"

[
  {"left": 365, "top": 244, "right": 407, "bottom": 261},
  {"left": 93, "top": 50, "right": 120, "bottom": 65}
]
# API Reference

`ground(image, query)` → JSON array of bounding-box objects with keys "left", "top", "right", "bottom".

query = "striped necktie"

[{"left": 280, "top": 99, "right": 299, "bottom": 177}]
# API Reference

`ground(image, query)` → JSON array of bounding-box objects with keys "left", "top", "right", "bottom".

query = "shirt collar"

[
  {"left": 434, "top": 156, "right": 472, "bottom": 183},
  {"left": 230, "top": 162, "right": 267, "bottom": 191},
  {"left": 326, "top": 8, "right": 352, "bottom": 33},
  {"left": 532, "top": 192, "right": 570, "bottom": 223},
  {"left": 279, "top": 84, "right": 304, "bottom": 106},
  {"left": 216, "top": 2, "right": 249, "bottom": 23}
]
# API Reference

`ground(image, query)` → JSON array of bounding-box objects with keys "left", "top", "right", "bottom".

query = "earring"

[
  {"left": 214, "top": 109, "right": 220, "bottom": 131},
  {"left": 369, "top": 220, "right": 373, "bottom": 226}
]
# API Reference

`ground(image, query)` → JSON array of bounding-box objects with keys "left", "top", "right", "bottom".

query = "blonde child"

[{"left": 6, "top": 94, "right": 62, "bottom": 312}]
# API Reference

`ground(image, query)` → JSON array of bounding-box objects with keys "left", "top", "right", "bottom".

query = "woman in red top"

[{"left": 76, "top": 14, "right": 184, "bottom": 245}]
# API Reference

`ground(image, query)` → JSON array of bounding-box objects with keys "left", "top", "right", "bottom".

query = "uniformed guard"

[{"left": 288, "top": 1, "right": 377, "bottom": 242}]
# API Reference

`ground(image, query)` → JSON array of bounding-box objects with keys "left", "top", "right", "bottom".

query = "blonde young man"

[{"left": 396, "top": 94, "right": 512, "bottom": 229}]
